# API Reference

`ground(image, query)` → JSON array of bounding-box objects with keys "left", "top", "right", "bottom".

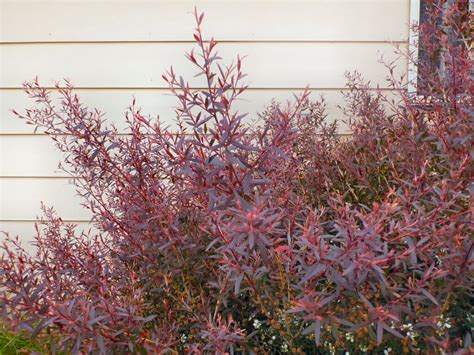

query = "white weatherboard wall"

[{"left": 0, "top": 0, "right": 411, "bottom": 243}]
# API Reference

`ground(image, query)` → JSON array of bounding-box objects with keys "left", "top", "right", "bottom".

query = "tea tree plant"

[{"left": 1, "top": 3, "right": 472, "bottom": 353}]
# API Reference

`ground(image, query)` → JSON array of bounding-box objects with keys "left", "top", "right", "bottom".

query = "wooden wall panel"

[
  {"left": 0, "top": 42, "right": 407, "bottom": 89},
  {"left": 1, "top": 1, "right": 409, "bottom": 43},
  {"left": 0, "top": 178, "right": 91, "bottom": 220}
]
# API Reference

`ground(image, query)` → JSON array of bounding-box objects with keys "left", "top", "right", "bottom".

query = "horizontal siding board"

[
  {"left": 1, "top": 89, "right": 352, "bottom": 134},
  {"left": 1, "top": 136, "right": 64, "bottom": 176},
  {"left": 0, "top": 178, "right": 92, "bottom": 220},
  {"left": 1, "top": 1, "right": 409, "bottom": 43},
  {"left": 0, "top": 42, "right": 408, "bottom": 88}
]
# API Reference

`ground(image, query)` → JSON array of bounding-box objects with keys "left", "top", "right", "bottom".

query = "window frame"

[
  {"left": 408, "top": 0, "right": 472, "bottom": 95},
  {"left": 408, "top": 0, "right": 421, "bottom": 95}
]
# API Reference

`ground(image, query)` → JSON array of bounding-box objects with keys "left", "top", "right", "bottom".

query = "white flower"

[
  {"left": 345, "top": 332, "right": 355, "bottom": 342},
  {"left": 324, "top": 341, "right": 336, "bottom": 354},
  {"left": 436, "top": 316, "right": 452, "bottom": 330},
  {"left": 401, "top": 322, "right": 418, "bottom": 339},
  {"left": 359, "top": 345, "right": 369, "bottom": 352},
  {"left": 253, "top": 319, "right": 262, "bottom": 329}
]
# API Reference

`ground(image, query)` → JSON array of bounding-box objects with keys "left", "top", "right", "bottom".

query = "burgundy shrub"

[{"left": 1, "top": 3, "right": 472, "bottom": 353}]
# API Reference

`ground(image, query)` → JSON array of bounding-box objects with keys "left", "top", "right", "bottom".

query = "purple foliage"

[{"left": 1, "top": 3, "right": 472, "bottom": 353}]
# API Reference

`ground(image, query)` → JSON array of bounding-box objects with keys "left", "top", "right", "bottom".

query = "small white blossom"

[
  {"left": 324, "top": 341, "right": 336, "bottom": 354},
  {"left": 253, "top": 319, "right": 262, "bottom": 329},
  {"left": 359, "top": 345, "right": 369, "bottom": 352},
  {"left": 401, "top": 323, "right": 418, "bottom": 339},
  {"left": 345, "top": 332, "right": 355, "bottom": 342},
  {"left": 437, "top": 316, "right": 452, "bottom": 330}
]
